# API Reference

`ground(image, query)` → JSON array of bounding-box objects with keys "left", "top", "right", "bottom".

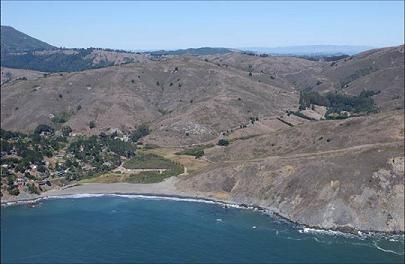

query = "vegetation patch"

[
  {"left": 175, "top": 146, "right": 204, "bottom": 158},
  {"left": 299, "top": 90, "right": 379, "bottom": 118},
  {"left": 289, "top": 111, "right": 317, "bottom": 121},
  {"left": 1, "top": 48, "right": 118, "bottom": 72},
  {"left": 80, "top": 173, "right": 124, "bottom": 184},
  {"left": 123, "top": 153, "right": 177, "bottom": 169},
  {"left": 231, "top": 134, "right": 260, "bottom": 142},
  {"left": 130, "top": 124, "right": 150, "bottom": 142},
  {"left": 51, "top": 112, "right": 71, "bottom": 124},
  {"left": 125, "top": 162, "right": 184, "bottom": 184},
  {"left": 217, "top": 139, "right": 230, "bottom": 146}
]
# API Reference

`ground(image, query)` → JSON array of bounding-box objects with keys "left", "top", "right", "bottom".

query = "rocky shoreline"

[{"left": 2, "top": 179, "right": 404, "bottom": 236}]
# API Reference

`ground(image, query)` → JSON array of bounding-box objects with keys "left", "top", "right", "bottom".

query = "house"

[{"left": 17, "top": 178, "right": 26, "bottom": 187}]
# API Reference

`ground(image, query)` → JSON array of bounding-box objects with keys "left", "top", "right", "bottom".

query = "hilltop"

[
  {"left": 0, "top": 25, "right": 55, "bottom": 53},
  {"left": 0, "top": 26, "right": 148, "bottom": 72}
]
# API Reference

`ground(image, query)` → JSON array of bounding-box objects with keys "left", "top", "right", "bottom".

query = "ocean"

[{"left": 1, "top": 195, "right": 404, "bottom": 263}]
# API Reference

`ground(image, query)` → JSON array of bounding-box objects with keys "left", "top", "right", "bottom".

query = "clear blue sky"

[{"left": 1, "top": 1, "right": 404, "bottom": 50}]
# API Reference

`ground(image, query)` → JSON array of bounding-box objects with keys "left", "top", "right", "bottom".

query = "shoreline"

[{"left": 2, "top": 181, "right": 404, "bottom": 237}]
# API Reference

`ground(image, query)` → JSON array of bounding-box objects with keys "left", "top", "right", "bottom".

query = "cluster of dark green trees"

[
  {"left": 130, "top": 124, "right": 150, "bottom": 142},
  {"left": 298, "top": 90, "right": 379, "bottom": 118},
  {"left": 1, "top": 128, "right": 65, "bottom": 174},
  {"left": 0, "top": 127, "right": 69, "bottom": 195},
  {"left": 175, "top": 147, "right": 204, "bottom": 158},
  {"left": 1, "top": 123, "right": 149, "bottom": 191},
  {"left": 66, "top": 135, "right": 136, "bottom": 179},
  {"left": 1, "top": 48, "right": 118, "bottom": 72},
  {"left": 217, "top": 139, "right": 230, "bottom": 146}
]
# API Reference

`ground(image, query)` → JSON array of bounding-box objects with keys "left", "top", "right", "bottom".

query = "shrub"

[
  {"left": 34, "top": 124, "right": 54, "bottom": 135},
  {"left": 89, "top": 121, "right": 96, "bottom": 129},
  {"left": 8, "top": 187, "right": 19, "bottom": 196},
  {"left": 37, "top": 165, "right": 47, "bottom": 173},
  {"left": 26, "top": 183, "right": 40, "bottom": 194},
  {"left": 25, "top": 172, "right": 36, "bottom": 180},
  {"left": 176, "top": 147, "right": 204, "bottom": 158},
  {"left": 51, "top": 112, "right": 70, "bottom": 124},
  {"left": 217, "top": 139, "right": 229, "bottom": 146},
  {"left": 62, "top": 126, "right": 73, "bottom": 137}
]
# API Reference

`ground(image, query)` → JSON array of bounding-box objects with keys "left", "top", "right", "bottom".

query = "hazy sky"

[{"left": 1, "top": 1, "right": 404, "bottom": 50}]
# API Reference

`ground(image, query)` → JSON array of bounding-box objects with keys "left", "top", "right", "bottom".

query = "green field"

[
  {"left": 126, "top": 163, "right": 184, "bottom": 183},
  {"left": 123, "top": 153, "right": 176, "bottom": 169}
]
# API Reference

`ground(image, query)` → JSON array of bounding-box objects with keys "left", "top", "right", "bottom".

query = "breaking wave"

[{"left": 3, "top": 192, "right": 404, "bottom": 256}]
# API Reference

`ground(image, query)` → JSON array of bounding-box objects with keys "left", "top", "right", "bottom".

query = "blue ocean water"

[{"left": 1, "top": 195, "right": 404, "bottom": 263}]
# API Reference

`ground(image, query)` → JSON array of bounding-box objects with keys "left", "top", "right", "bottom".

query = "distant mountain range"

[
  {"left": 0, "top": 25, "right": 393, "bottom": 73},
  {"left": 242, "top": 45, "right": 374, "bottom": 56},
  {"left": 149, "top": 47, "right": 235, "bottom": 56}
]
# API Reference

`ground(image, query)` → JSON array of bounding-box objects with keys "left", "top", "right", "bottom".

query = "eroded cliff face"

[{"left": 176, "top": 112, "right": 404, "bottom": 232}]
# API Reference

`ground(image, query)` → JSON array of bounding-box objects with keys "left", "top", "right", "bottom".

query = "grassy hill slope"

[{"left": 1, "top": 26, "right": 55, "bottom": 53}]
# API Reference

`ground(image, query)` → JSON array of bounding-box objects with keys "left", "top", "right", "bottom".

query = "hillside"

[
  {"left": 1, "top": 43, "right": 404, "bottom": 232},
  {"left": 0, "top": 56, "right": 298, "bottom": 145},
  {"left": 0, "top": 26, "right": 148, "bottom": 72},
  {"left": 176, "top": 110, "right": 404, "bottom": 232},
  {"left": 0, "top": 28, "right": 234, "bottom": 73},
  {"left": 1, "top": 26, "right": 55, "bottom": 53},
  {"left": 206, "top": 45, "right": 405, "bottom": 111},
  {"left": 2, "top": 45, "right": 404, "bottom": 143},
  {"left": 1, "top": 67, "right": 45, "bottom": 85},
  {"left": 1, "top": 47, "right": 149, "bottom": 73}
]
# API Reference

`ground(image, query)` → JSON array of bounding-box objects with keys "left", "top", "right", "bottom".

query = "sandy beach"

[
  {"left": 1, "top": 177, "right": 222, "bottom": 205},
  {"left": 44, "top": 177, "right": 187, "bottom": 197}
]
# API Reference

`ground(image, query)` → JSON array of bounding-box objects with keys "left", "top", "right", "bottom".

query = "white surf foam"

[
  {"left": 39, "top": 193, "right": 253, "bottom": 211},
  {"left": 3, "top": 192, "right": 404, "bottom": 247},
  {"left": 373, "top": 241, "right": 405, "bottom": 256},
  {"left": 49, "top": 193, "right": 106, "bottom": 199}
]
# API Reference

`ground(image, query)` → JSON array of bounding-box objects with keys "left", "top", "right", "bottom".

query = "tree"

[
  {"left": 26, "top": 183, "right": 40, "bottom": 194},
  {"left": 130, "top": 124, "right": 150, "bottom": 142},
  {"left": 62, "top": 126, "right": 73, "bottom": 137},
  {"left": 34, "top": 124, "right": 54, "bottom": 135},
  {"left": 8, "top": 187, "right": 19, "bottom": 196},
  {"left": 217, "top": 139, "right": 229, "bottom": 146}
]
